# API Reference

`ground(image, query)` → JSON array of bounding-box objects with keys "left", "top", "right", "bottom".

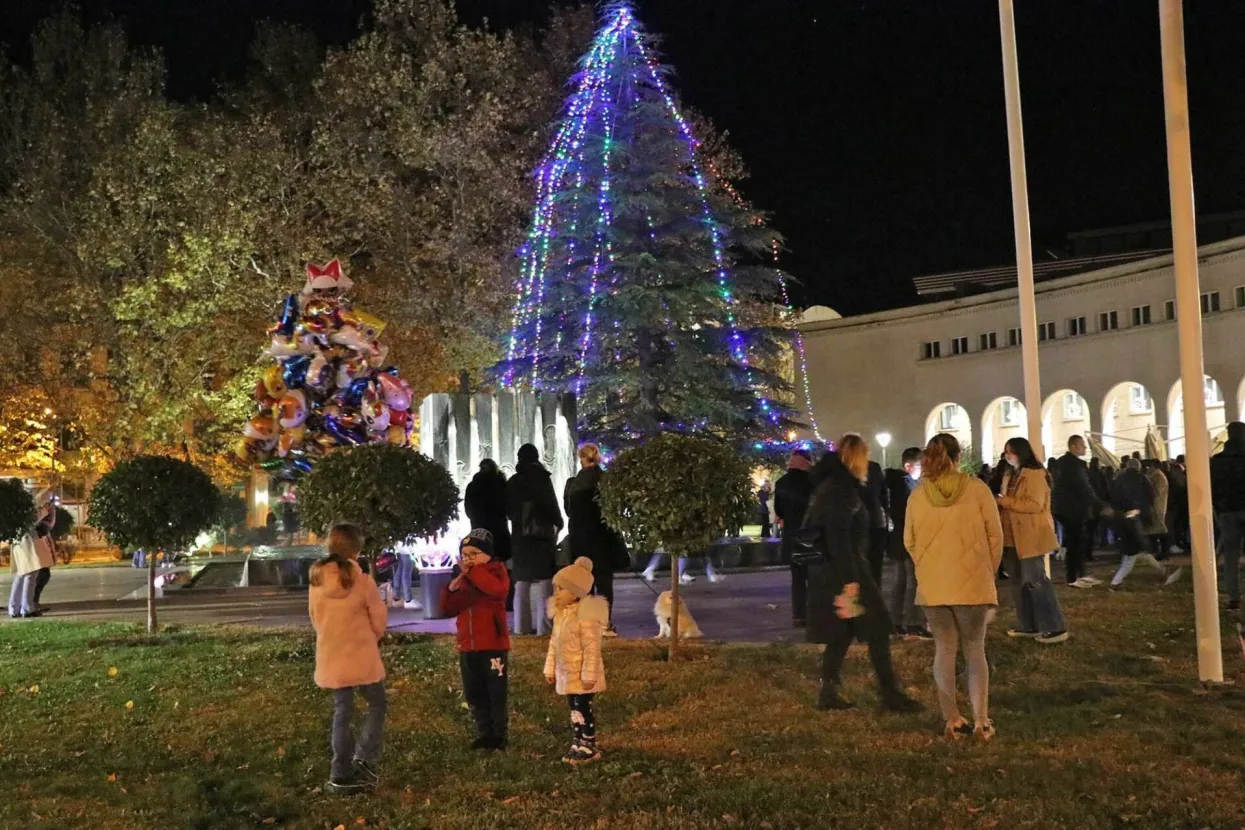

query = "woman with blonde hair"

[
  {"left": 905, "top": 433, "right": 1003, "bottom": 740},
  {"left": 802, "top": 434, "right": 922, "bottom": 713},
  {"left": 997, "top": 437, "right": 1069, "bottom": 645}
]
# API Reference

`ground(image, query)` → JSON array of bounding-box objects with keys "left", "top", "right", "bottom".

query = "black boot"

[
  {"left": 814, "top": 681, "right": 855, "bottom": 711},
  {"left": 879, "top": 687, "right": 924, "bottom": 713}
]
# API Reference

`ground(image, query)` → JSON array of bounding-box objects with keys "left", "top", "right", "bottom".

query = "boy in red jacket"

[{"left": 442, "top": 528, "right": 511, "bottom": 750}]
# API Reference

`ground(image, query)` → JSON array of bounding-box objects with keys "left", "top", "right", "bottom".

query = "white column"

[
  {"left": 998, "top": 0, "right": 1044, "bottom": 461},
  {"left": 1158, "top": 0, "right": 1222, "bottom": 683}
]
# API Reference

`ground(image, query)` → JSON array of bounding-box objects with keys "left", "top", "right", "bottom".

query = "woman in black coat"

[
  {"left": 803, "top": 435, "right": 922, "bottom": 713},
  {"left": 464, "top": 459, "right": 512, "bottom": 563},
  {"left": 564, "top": 443, "right": 627, "bottom": 633},
  {"left": 505, "top": 443, "right": 563, "bottom": 635}
]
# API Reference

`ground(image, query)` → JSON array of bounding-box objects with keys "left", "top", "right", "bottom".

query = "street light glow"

[{"left": 875, "top": 432, "right": 892, "bottom": 449}]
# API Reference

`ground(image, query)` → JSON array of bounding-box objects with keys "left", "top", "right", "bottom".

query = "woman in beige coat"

[
  {"left": 905, "top": 433, "right": 1003, "bottom": 740},
  {"left": 8, "top": 500, "right": 54, "bottom": 619},
  {"left": 997, "top": 438, "right": 1069, "bottom": 645}
]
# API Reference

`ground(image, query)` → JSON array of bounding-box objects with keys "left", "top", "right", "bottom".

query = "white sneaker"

[
  {"left": 642, "top": 571, "right": 656, "bottom": 583},
  {"left": 603, "top": 624, "right": 619, "bottom": 638},
  {"left": 403, "top": 600, "right": 421, "bottom": 610},
  {"left": 1068, "top": 579, "right": 1091, "bottom": 589},
  {"left": 1164, "top": 566, "right": 1184, "bottom": 586},
  {"left": 707, "top": 572, "right": 723, "bottom": 584},
  {"left": 679, "top": 573, "right": 696, "bottom": 585},
  {"left": 1080, "top": 576, "right": 1102, "bottom": 585}
]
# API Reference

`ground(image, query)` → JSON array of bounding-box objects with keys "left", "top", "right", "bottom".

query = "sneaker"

[
  {"left": 352, "top": 759, "right": 379, "bottom": 785},
  {"left": 562, "top": 745, "right": 601, "bottom": 765},
  {"left": 706, "top": 571, "right": 723, "bottom": 584},
  {"left": 1080, "top": 576, "right": 1102, "bottom": 585},
  {"left": 679, "top": 573, "right": 696, "bottom": 585},
  {"left": 1037, "top": 630, "right": 1070, "bottom": 645},
  {"left": 974, "top": 720, "right": 997, "bottom": 742},
  {"left": 1164, "top": 566, "right": 1184, "bottom": 586},
  {"left": 1006, "top": 629, "right": 1041, "bottom": 639},
  {"left": 642, "top": 571, "right": 656, "bottom": 583},
  {"left": 1068, "top": 579, "right": 1091, "bottom": 589},
  {"left": 603, "top": 624, "right": 619, "bottom": 638},
  {"left": 403, "top": 600, "right": 421, "bottom": 610},
  {"left": 879, "top": 689, "right": 924, "bottom": 713},
  {"left": 944, "top": 719, "right": 974, "bottom": 740},
  {"left": 1107, "top": 583, "right": 1122, "bottom": 593},
  {"left": 905, "top": 627, "right": 934, "bottom": 641},
  {"left": 814, "top": 683, "right": 855, "bottom": 711},
  {"left": 326, "top": 774, "right": 370, "bottom": 795}
]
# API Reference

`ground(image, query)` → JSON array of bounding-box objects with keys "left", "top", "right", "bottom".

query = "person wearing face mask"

[
  {"left": 996, "top": 438, "right": 1069, "bottom": 645},
  {"left": 885, "top": 447, "right": 929, "bottom": 638}
]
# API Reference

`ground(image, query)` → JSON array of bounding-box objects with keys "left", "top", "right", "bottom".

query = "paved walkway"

[{"left": 1, "top": 565, "right": 809, "bottom": 643}]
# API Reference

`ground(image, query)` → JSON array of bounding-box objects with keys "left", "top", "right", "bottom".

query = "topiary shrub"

[
  {"left": 51, "top": 506, "right": 75, "bottom": 541},
  {"left": 599, "top": 433, "right": 753, "bottom": 559},
  {"left": 0, "top": 478, "right": 36, "bottom": 543},
  {"left": 88, "top": 455, "right": 220, "bottom": 632},
  {"left": 297, "top": 443, "right": 460, "bottom": 557}
]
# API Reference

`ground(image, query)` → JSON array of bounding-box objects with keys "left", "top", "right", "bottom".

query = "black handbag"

[
  {"left": 789, "top": 526, "right": 827, "bottom": 567},
  {"left": 521, "top": 502, "right": 557, "bottom": 543}
]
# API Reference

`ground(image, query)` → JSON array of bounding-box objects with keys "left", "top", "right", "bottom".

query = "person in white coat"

[{"left": 8, "top": 500, "right": 54, "bottom": 618}]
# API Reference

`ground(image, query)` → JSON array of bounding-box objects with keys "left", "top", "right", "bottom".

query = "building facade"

[{"left": 797, "top": 236, "right": 1245, "bottom": 465}]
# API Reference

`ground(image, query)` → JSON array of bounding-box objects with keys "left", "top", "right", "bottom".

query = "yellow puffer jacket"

[
  {"left": 544, "top": 595, "right": 609, "bottom": 696},
  {"left": 998, "top": 467, "right": 1061, "bottom": 559},
  {"left": 904, "top": 472, "right": 1004, "bottom": 607}
]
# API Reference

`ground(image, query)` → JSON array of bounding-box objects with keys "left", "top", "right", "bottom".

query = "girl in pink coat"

[{"left": 309, "top": 524, "right": 387, "bottom": 795}]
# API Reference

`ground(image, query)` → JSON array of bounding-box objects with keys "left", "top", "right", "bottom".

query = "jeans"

[
  {"left": 513, "top": 579, "right": 551, "bottom": 635},
  {"left": 1003, "top": 548, "right": 1067, "bottom": 634},
  {"left": 568, "top": 693, "right": 597, "bottom": 749},
  {"left": 1218, "top": 511, "right": 1245, "bottom": 602},
  {"left": 395, "top": 553, "right": 415, "bottom": 603},
  {"left": 8, "top": 572, "right": 36, "bottom": 616},
  {"left": 887, "top": 556, "right": 925, "bottom": 630},
  {"left": 330, "top": 682, "right": 386, "bottom": 780},
  {"left": 924, "top": 605, "right": 991, "bottom": 725},
  {"left": 1055, "top": 515, "right": 1090, "bottom": 583},
  {"left": 461, "top": 651, "right": 509, "bottom": 742}
]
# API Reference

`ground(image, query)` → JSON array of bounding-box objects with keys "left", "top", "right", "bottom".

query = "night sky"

[{"left": 4, "top": 1, "right": 1245, "bottom": 315}]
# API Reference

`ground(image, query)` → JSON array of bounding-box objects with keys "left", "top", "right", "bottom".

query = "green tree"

[
  {"left": 87, "top": 455, "right": 219, "bottom": 631},
  {"left": 598, "top": 434, "right": 752, "bottom": 653},
  {"left": 297, "top": 444, "right": 459, "bottom": 557},
  {"left": 0, "top": 478, "right": 37, "bottom": 543}
]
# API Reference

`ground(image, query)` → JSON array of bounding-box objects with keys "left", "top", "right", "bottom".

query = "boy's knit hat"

[
  {"left": 553, "top": 556, "right": 595, "bottom": 599},
  {"left": 460, "top": 528, "right": 494, "bottom": 558}
]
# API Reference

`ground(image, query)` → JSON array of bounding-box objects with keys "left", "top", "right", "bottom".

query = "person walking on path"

[
  {"left": 997, "top": 438, "right": 1070, "bottom": 645},
  {"left": 1142, "top": 461, "right": 1169, "bottom": 559},
  {"left": 308, "top": 525, "right": 388, "bottom": 795},
  {"left": 757, "top": 481, "right": 774, "bottom": 538},
  {"left": 1211, "top": 422, "right": 1245, "bottom": 610},
  {"left": 544, "top": 556, "right": 609, "bottom": 765},
  {"left": 904, "top": 433, "right": 1003, "bottom": 741},
  {"left": 885, "top": 447, "right": 930, "bottom": 638},
  {"left": 802, "top": 434, "right": 922, "bottom": 714},
  {"left": 506, "top": 444, "right": 563, "bottom": 636},
  {"left": 7, "top": 496, "right": 54, "bottom": 619},
  {"left": 564, "top": 444, "right": 628, "bottom": 636},
  {"left": 442, "top": 529, "right": 512, "bottom": 750},
  {"left": 775, "top": 449, "right": 816, "bottom": 628},
  {"left": 1050, "top": 435, "right": 1104, "bottom": 588},
  {"left": 1108, "top": 458, "right": 1178, "bottom": 589}
]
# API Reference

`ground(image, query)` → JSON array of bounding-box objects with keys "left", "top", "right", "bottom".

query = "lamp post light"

[{"left": 876, "top": 432, "right": 892, "bottom": 469}]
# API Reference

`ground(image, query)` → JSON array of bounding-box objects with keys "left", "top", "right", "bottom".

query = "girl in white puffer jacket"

[{"left": 544, "top": 556, "right": 609, "bottom": 765}]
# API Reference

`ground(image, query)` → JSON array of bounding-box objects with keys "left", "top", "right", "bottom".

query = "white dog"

[{"left": 654, "top": 591, "right": 703, "bottom": 639}]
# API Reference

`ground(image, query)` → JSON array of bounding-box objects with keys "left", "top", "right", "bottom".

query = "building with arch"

[{"left": 797, "top": 235, "right": 1245, "bottom": 464}]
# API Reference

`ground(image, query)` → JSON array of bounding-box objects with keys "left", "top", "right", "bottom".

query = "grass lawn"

[{"left": 2, "top": 576, "right": 1244, "bottom": 829}]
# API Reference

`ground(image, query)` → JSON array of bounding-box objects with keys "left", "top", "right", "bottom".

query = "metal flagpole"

[
  {"left": 1157, "top": 0, "right": 1223, "bottom": 683},
  {"left": 998, "top": 0, "right": 1044, "bottom": 460}
]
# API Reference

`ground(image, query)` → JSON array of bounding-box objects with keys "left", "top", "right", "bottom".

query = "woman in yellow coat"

[{"left": 996, "top": 437, "right": 1069, "bottom": 644}]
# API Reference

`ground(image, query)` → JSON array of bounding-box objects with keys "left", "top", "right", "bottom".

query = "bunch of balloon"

[{"left": 237, "top": 259, "right": 416, "bottom": 480}]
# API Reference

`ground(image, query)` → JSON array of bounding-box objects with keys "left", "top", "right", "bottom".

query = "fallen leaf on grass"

[
  {"left": 355, "top": 817, "right": 367, "bottom": 825},
  {"left": 730, "top": 749, "right": 741, "bottom": 757},
  {"left": 106, "top": 774, "right": 117, "bottom": 783},
  {"left": 28, "top": 685, "right": 39, "bottom": 695},
  {"left": 124, "top": 700, "right": 135, "bottom": 710},
  {"left": 107, "top": 667, "right": 118, "bottom": 677},
  {"left": 722, "top": 815, "right": 737, "bottom": 825},
  {"left": 277, "top": 746, "right": 286, "bottom": 758},
  {"left": 262, "top": 819, "right": 276, "bottom": 825},
  {"left": 503, "top": 796, "right": 521, "bottom": 805},
  {"left": 627, "top": 772, "right": 643, "bottom": 779},
  {"left": 333, "top": 825, "right": 345, "bottom": 830}
]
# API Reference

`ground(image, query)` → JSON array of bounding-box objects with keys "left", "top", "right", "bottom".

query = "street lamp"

[{"left": 876, "top": 432, "right": 892, "bottom": 469}]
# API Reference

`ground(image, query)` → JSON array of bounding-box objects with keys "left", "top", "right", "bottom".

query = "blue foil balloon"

[
  {"left": 344, "top": 377, "right": 372, "bottom": 406},
  {"left": 282, "top": 355, "right": 311, "bottom": 389},
  {"left": 277, "top": 294, "right": 300, "bottom": 336},
  {"left": 324, "top": 414, "right": 365, "bottom": 446}
]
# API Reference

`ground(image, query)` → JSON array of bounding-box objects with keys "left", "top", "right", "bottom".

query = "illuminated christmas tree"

[{"left": 499, "top": 2, "right": 800, "bottom": 451}]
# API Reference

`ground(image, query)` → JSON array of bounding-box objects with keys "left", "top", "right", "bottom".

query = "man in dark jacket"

[
  {"left": 505, "top": 444, "right": 563, "bottom": 635},
  {"left": 1211, "top": 421, "right": 1245, "bottom": 609},
  {"left": 774, "top": 449, "right": 814, "bottom": 627},
  {"left": 864, "top": 459, "right": 889, "bottom": 585},
  {"left": 1108, "top": 458, "right": 1172, "bottom": 589},
  {"left": 564, "top": 445, "right": 627, "bottom": 631},
  {"left": 802, "top": 443, "right": 921, "bottom": 714},
  {"left": 884, "top": 447, "right": 928, "bottom": 637},
  {"left": 1051, "top": 435, "right": 1104, "bottom": 587}
]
